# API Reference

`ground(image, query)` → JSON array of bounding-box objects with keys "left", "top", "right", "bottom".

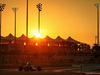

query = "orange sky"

[{"left": 0, "top": 0, "right": 100, "bottom": 46}]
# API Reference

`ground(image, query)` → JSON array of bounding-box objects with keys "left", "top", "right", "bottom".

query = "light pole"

[
  {"left": 95, "top": 4, "right": 100, "bottom": 46},
  {"left": 95, "top": 36, "right": 97, "bottom": 44},
  {"left": 36, "top": 3, "right": 42, "bottom": 35},
  {"left": 0, "top": 3, "right": 6, "bottom": 51},
  {"left": 26, "top": 0, "right": 28, "bottom": 45},
  {"left": 12, "top": 8, "right": 18, "bottom": 45}
]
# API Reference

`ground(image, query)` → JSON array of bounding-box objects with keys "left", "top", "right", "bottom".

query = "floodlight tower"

[
  {"left": 0, "top": 3, "right": 6, "bottom": 51},
  {"left": 36, "top": 3, "right": 42, "bottom": 35},
  {"left": 12, "top": 8, "right": 18, "bottom": 45},
  {"left": 95, "top": 4, "right": 100, "bottom": 46}
]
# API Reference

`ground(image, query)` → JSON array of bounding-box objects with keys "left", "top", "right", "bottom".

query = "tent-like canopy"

[
  {"left": 29, "top": 36, "right": 42, "bottom": 42},
  {"left": 43, "top": 35, "right": 54, "bottom": 42},
  {"left": 1, "top": 34, "right": 86, "bottom": 45},
  {"left": 5, "top": 33, "right": 14, "bottom": 41},
  {"left": 54, "top": 36, "right": 65, "bottom": 42},
  {"left": 17, "top": 34, "right": 26, "bottom": 41},
  {"left": 66, "top": 36, "right": 80, "bottom": 44}
]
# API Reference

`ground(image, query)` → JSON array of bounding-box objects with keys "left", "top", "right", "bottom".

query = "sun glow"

[
  {"left": 35, "top": 33, "right": 41, "bottom": 38},
  {"left": 32, "top": 30, "right": 41, "bottom": 38}
]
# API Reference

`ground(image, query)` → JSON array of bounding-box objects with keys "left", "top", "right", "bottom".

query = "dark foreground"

[
  {"left": 0, "top": 69, "right": 85, "bottom": 75},
  {"left": 1, "top": 67, "right": 100, "bottom": 75}
]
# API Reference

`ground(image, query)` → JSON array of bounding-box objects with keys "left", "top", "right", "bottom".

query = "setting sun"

[{"left": 32, "top": 30, "right": 41, "bottom": 38}]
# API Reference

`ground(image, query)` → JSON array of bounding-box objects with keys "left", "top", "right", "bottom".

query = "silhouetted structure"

[
  {"left": 0, "top": 3, "right": 6, "bottom": 51},
  {"left": 0, "top": 34, "right": 94, "bottom": 65},
  {"left": 95, "top": 4, "right": 100, "bottom": 45},
  {"left": 37, "top": 3, "right": 42, "bottom": 35}
]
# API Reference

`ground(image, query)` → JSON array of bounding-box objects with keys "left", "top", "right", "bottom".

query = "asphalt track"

[
  {"left": 0, "top": 68, "right": 86, "bottom": 75},
  {"left": 0, "top": 67, "right": 100, "bottom": 75}
]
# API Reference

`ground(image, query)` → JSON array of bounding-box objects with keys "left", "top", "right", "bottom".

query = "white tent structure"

[
  {"left": 43, "top": 35, "right": 54, "bottom": 42},
  {"left": 5, "top": 33, "right": 14, "bottom": 41},
  {"left": 54, "top": 36, "right": 65, "bottom": 42},
  {"left": 17, "top": 34, "right": 26, "bottom": 41},
  {"left": 42, "top": 35, "right": 54, "bottom": 46},
  {"left": 1, "top": 34, "right": 86, "bottom": 46},
  {"left": 66, "top": 36, "right": 80, "bottom": 44}
]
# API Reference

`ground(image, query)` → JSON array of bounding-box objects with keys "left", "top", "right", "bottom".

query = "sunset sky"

[{"left": 0, "top": 0, "right": 100, "bottom": 46}]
